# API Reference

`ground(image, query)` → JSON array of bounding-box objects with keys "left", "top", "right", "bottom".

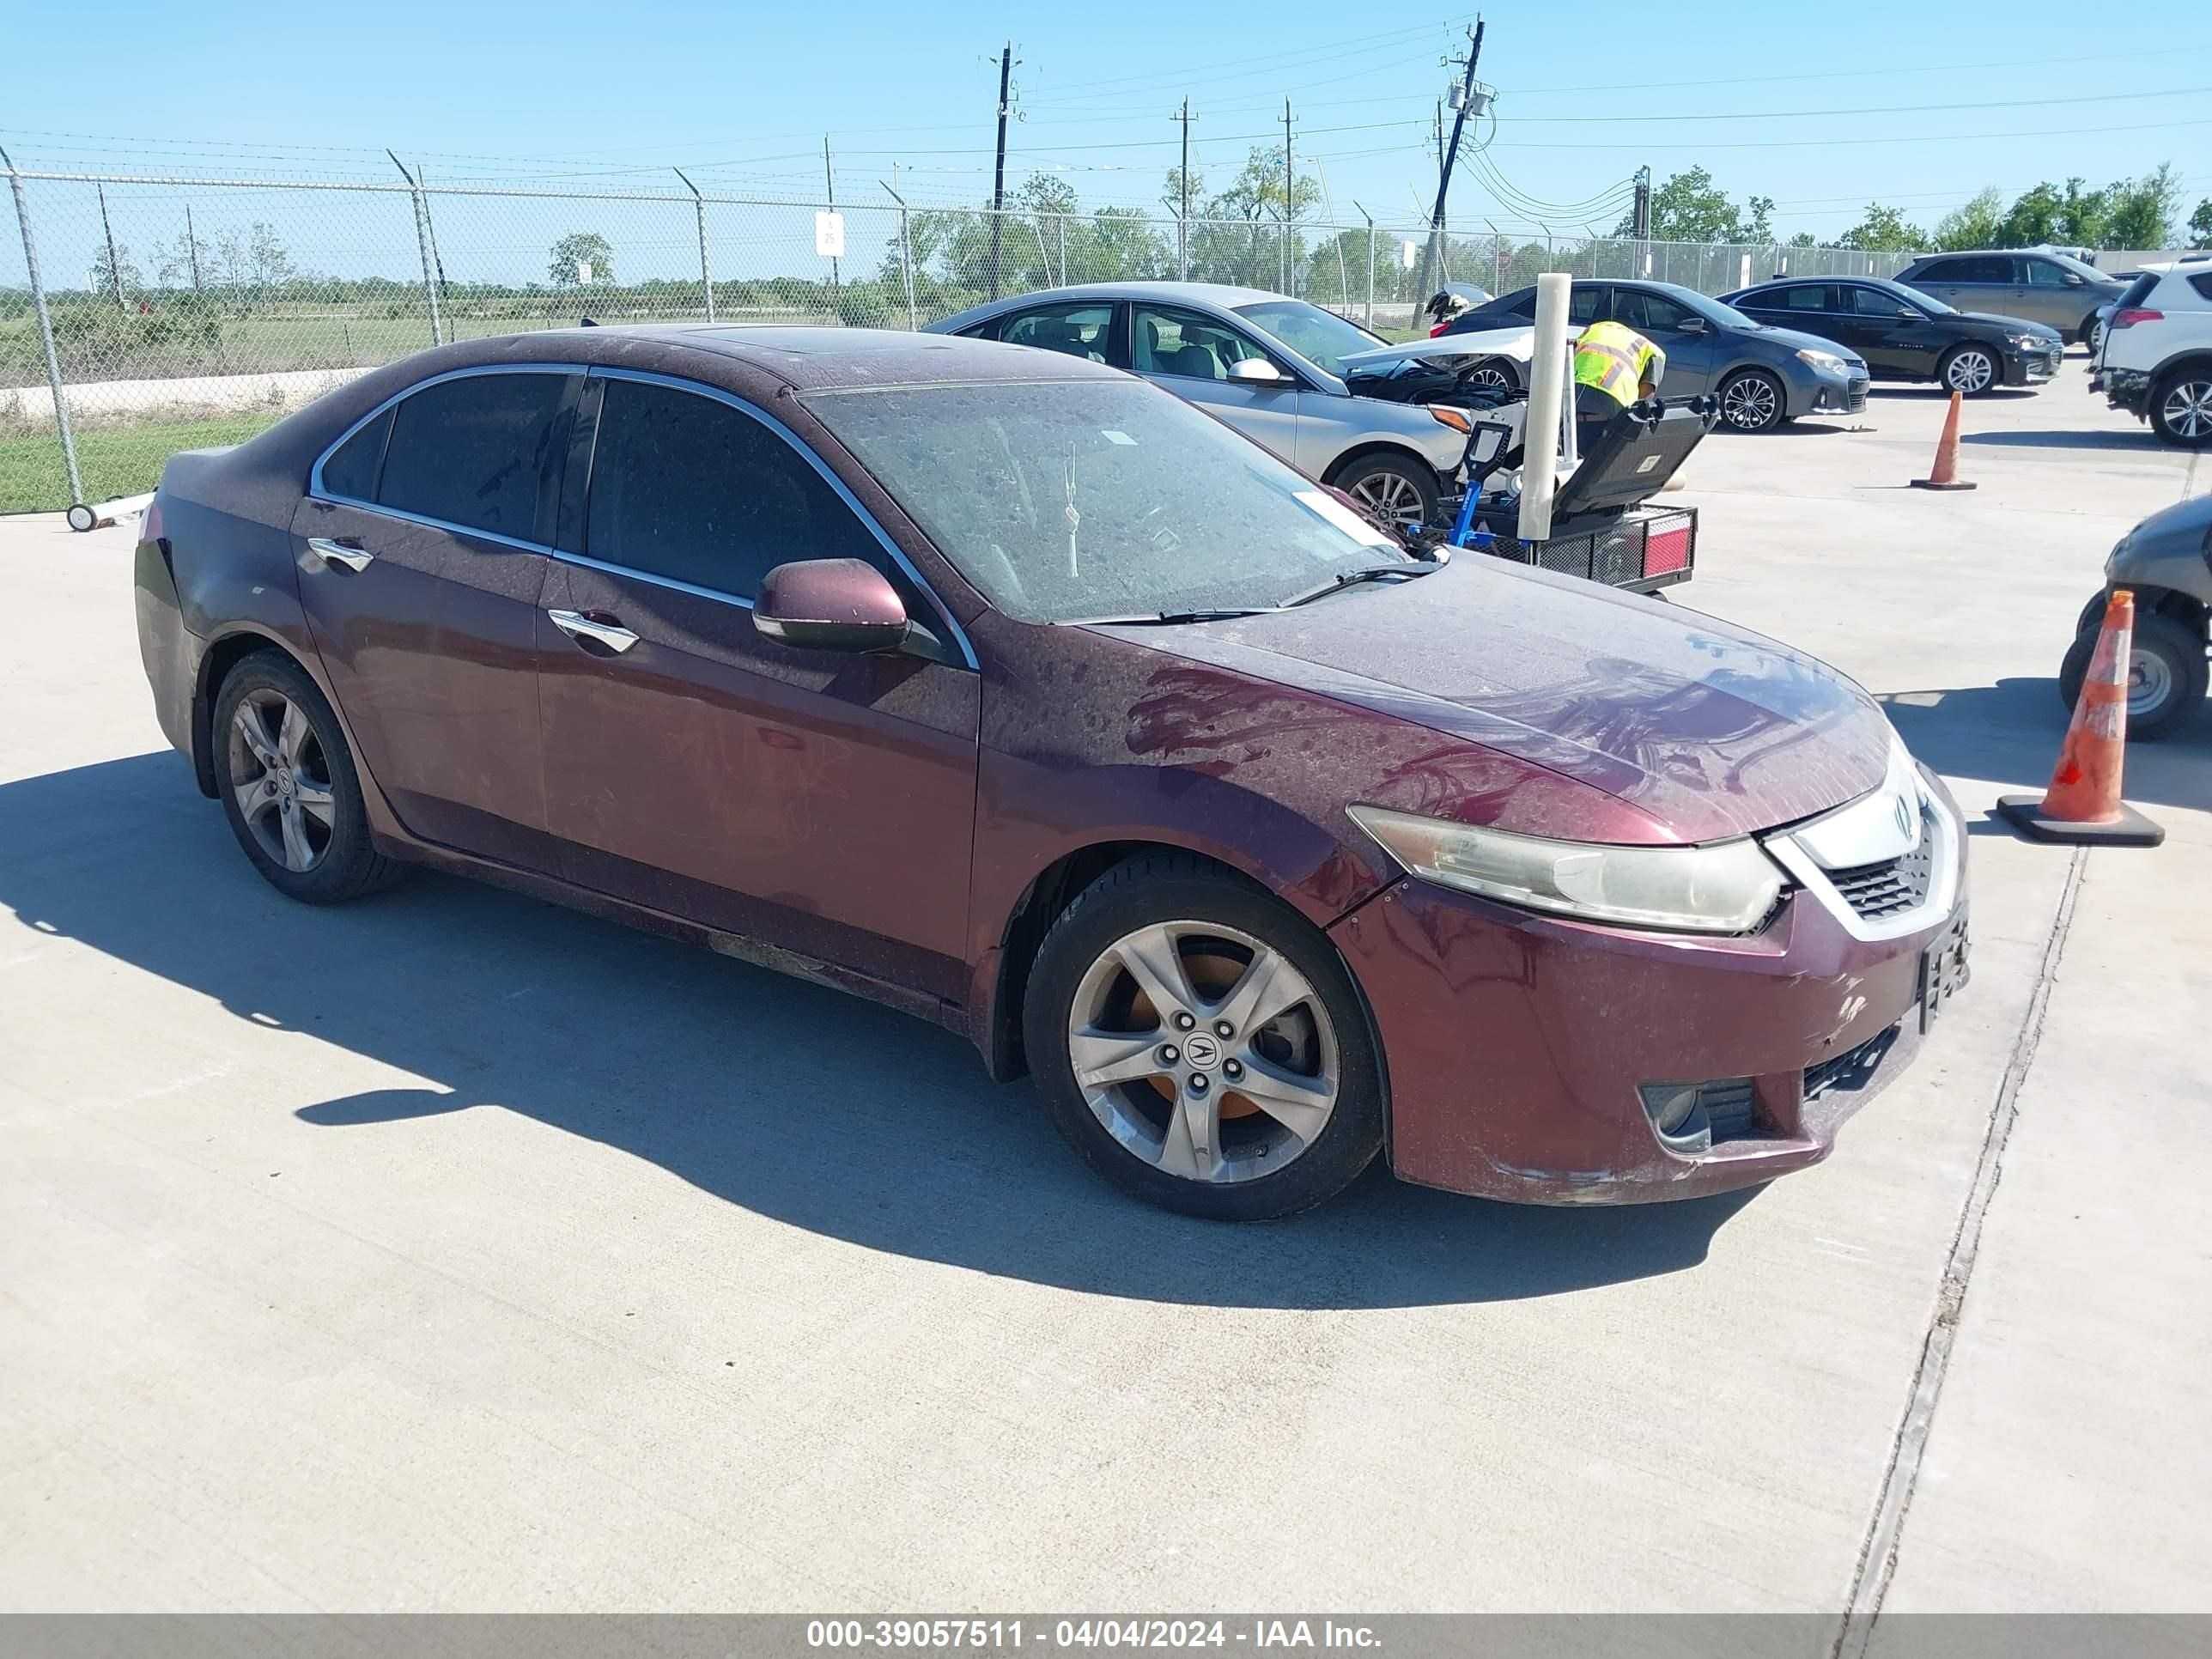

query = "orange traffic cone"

[
  {"left": 1910, "top": 392, "right": 1978, "bottom": 491},
  {"left": 1998, "top": 590, "right": 2163, "bottom": 846}
]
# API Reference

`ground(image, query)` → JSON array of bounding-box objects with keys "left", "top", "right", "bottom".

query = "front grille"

[
  {"left": 1805, "top": 1024, "right": 1901, "bottom": 1101},
  {"left": 1822, "top": 821, "right": 1936, "bottom": 921},
  {"left": 1845, "top": 379, "right": 1869, "bottom": 412}
]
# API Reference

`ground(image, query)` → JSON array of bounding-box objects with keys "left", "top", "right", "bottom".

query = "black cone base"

[{"left": 1996, "top": 794, "right": 2164, "bottom": 847}]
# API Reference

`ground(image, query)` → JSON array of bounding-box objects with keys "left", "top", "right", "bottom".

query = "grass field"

[{"left": 0, "top": 413, "right": 283, "bottom": 515}]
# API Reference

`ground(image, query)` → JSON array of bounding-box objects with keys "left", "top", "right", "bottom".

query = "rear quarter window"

[
  {"left": 2190, "top": 273, "right": 2212, "bottom": 303},
  {"left": 319, "top": 405, "right": 392, "bottom": 501}
]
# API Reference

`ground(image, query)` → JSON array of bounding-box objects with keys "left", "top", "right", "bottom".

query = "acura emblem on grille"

[{"left": 1893, "top": 795, "right": 1914, "bottom": 837}]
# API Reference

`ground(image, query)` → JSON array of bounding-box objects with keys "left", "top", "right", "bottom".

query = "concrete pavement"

[{"left": 0, "top": 368, "right": 2205, "bottom": 1617}]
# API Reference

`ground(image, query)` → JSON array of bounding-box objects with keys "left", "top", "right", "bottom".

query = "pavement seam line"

[{"left": 1830, "top": 840, "right": 2088, "bottom": 1657}]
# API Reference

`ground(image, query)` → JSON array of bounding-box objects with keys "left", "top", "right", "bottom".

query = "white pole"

[{"left": 1520, "top": 272, "right": 1571, "bottom": 544}]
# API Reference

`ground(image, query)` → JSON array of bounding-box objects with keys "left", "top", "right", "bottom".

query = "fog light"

[{"left": 1640, "top": 1083, "right": 1702, "bottom": 1137}]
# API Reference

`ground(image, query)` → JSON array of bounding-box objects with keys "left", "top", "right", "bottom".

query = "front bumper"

[
  {"left": 1331, "top": 779, "right": 1968, "bottom": 1205},
  {"left": 2008, "top": 343, "right": 2065, "bottom": 386},
  {"left": 1798, "top": 366, "right": 1867, "bottom": 416}
]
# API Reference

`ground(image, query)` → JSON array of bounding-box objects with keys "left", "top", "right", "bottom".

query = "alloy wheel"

[
  {"left": 2160, "top": 379, "right": 2212, "bottom": 441},
  {"left": 1946, "top": 349, "right": 1995, "bottom": 395},
  {"left": 227, "top": 689, "right": 337, "bottom": 872},
  {"left": 1344, "top": 470, "right": 1424, "bottom": 526},
  {"left": 1468, "top": 361, "right": 1515, "bottom": 394},
  {"left": 1066, "top": 921, "right": 1340, "bottom": 1185},
  {"left": 1722, "top": 375, "right": 1779, "bottom": 431}
]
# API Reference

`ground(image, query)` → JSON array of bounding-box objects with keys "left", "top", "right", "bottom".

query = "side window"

[
  {"left": 319, "top": 404, "right": 393, "bottom": 501},
  {"left": 1000, "top": 303, "right": 1115, "bottom": 363},
  {"left": 1952, "top": 256, "right": 2009, "bottom": 283},
  {"left": 1504, "top": 289, "right": 1538, "bottom": 320},
  {"left": 2024, "top": 258, "right": 2071, "bottom": 288},
  {"left": 1132, "top": 307, "right": 1271, "bottom": 380},
  {"left": 1613, "top": 289, "right": 1695, "bottom": 332},
  {"left": 1915, "top": 258, "right": 1964, "bottom": 283},
  {"left": 1778, "top": 285, "right": 1838, "bottom": 313},
  {"left": 584, "top": 377, "right": 888, "bottom": 602},
  {"left": 2191, "top": 273, "right": 2212, "bottom": 303},
  {"left": 378, "top": 372, "right": 569, "bottom": 539},
  {"left": 1852, "top": 286, "right": 1914, "bottom": 317},
  {"left": 1569, "top": 286, "right": 1607, "bottom": 325}
]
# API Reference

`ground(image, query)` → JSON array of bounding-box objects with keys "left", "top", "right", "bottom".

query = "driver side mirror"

[
  {"left": 1228, "top": 356, "right": 1293, "bottom": 386},
  {"left": 2063, "top": 272, "right": 2086, "bottom": 287},
  {"left": 1674, "top": 314, "right": 1709, "bottom": 335},
  {"left": 755, "top": 558, "right": 912, "bottom": 654}
]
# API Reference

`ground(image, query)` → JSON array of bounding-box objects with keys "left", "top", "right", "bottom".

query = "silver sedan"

[{"left": 927, "top": 282, "right": 1474, "bottom": 527}]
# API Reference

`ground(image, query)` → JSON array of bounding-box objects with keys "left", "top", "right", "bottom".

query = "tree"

[
  {"left": 1610, "top": 167, "right": 1770, "bottom": 244},
  {"left": 1786, "top": 231, "right": 1820, "bottom": 249},
  {"left": 548, "top": 231, "right": 615, "bottom": 288},
  {"left": 2056, "top": 177, "right": 2110, "bottom": 246},
  {"left": 1934, "top": 187, "right": 2006, "bottom": 251},
  {"left": 155, "top": 224, "right": 212, "bottom": 290},
  {"left": 2191, "top": 198, "right": 2212, "bottom": 250},
  {"left": 90, "top": 240, "right": 143, "bottom": 299},
  {"left": 2102, "top": 164, "right": 2181, "bottom": 250},
  {"left": 1838, "top": 203, "right": 1926, "bottom": 252}
]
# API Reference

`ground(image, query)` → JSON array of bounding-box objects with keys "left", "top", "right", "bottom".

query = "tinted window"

[
  {"left": 2118, "top": 273, "right": 2160, "bottom": 309},
  {"left": 2024, "top": 258, "right": 2075, "bottom": 288},
  {"left": 1772, "top": 285, "right": 1837, "bottom": 313},
  {"left": 320, "top": 405, "right": 392, "bottom": 501},
  {"left": 1611, "top": 289, "right": 1697, "bottom": 332},
  {"left": 1001, "top": 302, "right": 1115, "bottom": 363},
  {"left": 379, "top": 372, "right": 568, "bottom": 538},
  {"left": 584, "top": 377, "right": 886, "bottom": 600},
  {"left": 1570, "top": 286, "right": 1606, "bottom": 325},
  {"left": 2191, "top": 273, "right": 2212, "bottom": 302},
  {"left": 1944, "top": 256, "right": 2011, "bottom": 283},
  {"left": 1851, "top": 286, "right": 1917, "bottom": 317},
  {"left": 1133, "top": 306, "right": 1274, "bottom": 380},
  {"left": 1504, "top": 289, "right": 1538, "bottom": 320}
]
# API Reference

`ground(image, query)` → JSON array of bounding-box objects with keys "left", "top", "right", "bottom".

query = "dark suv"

[
  {"left": 1894, "top": 249, "right": 2130, "bottom": 344},
  {"left": 1441, "top": 279, "right": 1869, "bottom": 433}
]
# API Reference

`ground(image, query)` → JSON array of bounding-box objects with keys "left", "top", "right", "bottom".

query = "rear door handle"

[
  {"left": 305, "top": 537, "right": 374, "bottom": 573},
  {"left": 547, "top": 608, "right": 639, "bottom": 654}
]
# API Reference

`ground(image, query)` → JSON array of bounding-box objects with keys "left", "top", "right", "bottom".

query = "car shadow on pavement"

[
  {"left": 1882, "top": 678, "right": 2212, "bottom": 820},
  {"left": 0, "top": 752, "right": 1759, "bottom": 1312},
  {"left": 1960, "top": 429, "right": 2163, "bottom": 452}
]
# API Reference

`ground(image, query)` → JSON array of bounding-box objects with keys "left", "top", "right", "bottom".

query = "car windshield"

[
  {"left": 2048, "top": 252, "right": 2106, "bottom": 281},
  {"left": 1887, "top": 282, "right": 1954, "bottom": 315},
  {"left": 802, "top": 380, "right": 1413, "bottom": 625},
  {"left": 1673, "top": 288, "right": 1757, "bottom": 330},
  {"left": 1233, "top": 300, "right": 1386, "bottom": 378}
]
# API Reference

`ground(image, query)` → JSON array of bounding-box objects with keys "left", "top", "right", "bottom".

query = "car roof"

[{"left": 959, "top": 280, "right": 1291, "bottom": 309}]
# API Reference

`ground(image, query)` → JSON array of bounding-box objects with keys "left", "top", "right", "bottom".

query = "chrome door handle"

[
  {"left": 305, "top": 537, "right": 374, "bottom": 573},
  {"left": 547, "top": 608, "right": 639, "bottom": 654}
]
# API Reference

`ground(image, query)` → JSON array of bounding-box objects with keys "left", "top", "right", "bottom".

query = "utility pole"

[
  {"left": 988, "top": 42, "right": 1013, "bottom": 300},
  {"left": 185, "top": 203, "right": 202, "bottom": 291},
  {"left": 1414, "top": 17, "right": 1486, "bottom": 315},
  {"left": 97, "top": 184, "right": 125, "bottom": 310},
  {"left": 1171, "top": 97, "right": 1193, "bottom": 279},
  {"left": 822, "top": 136, "right": 840, "bottom": 295},
  {"left": 1631, "top": 164, "right": 1653, "bottom": 277},
  {"left": 1281, "top": 98, "right": 1294, "bottom": 295}
]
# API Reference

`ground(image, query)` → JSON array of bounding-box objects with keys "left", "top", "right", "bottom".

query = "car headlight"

[
  {"left": 1796, "top": 348, "right": 1850, "bottom": 374},
  {"left": 1346, "top": 805, "right": 1786, "bottom": 934},
  {"left": 2011, "top": 334, "right": 2046, "bottom": 349}
]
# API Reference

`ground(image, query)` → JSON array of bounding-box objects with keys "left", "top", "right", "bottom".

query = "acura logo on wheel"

[{"left": 1183, "top": 1034, "right": 1220, "bottom": 1067}]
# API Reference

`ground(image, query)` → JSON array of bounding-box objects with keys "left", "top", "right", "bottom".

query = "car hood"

[
  {"left": 1954, "top": 310, "right": 2063, "bottom": 339},
  {"left": 1092, "top": 559, "right": 1892, "bottom": 843}
]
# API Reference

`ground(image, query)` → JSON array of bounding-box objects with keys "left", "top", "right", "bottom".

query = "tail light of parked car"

[
  {"left": 1429, "top": 322, "right": 1452, "bottom": 337},
  {"left": 2110, "top": 308, "right": 2163, "bottom": 330}
]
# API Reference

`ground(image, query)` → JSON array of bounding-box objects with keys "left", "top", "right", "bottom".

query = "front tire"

[
  {"left": 2148, "top": 368, "right": 2212, "bottom": 448},
  {"left": 2057, "top": 609, "right": 2208, "bottom": 742},
  {"left": 1940, "top": 344, "right": 2000, "bottom": 397},
  {"left": 1023, "top": 854, "right": 1385, "bottom": 1220},
  {"left": 1717, "top": 369, "right": 1785, "bottom": 433},
  {"left": 213, "top": 651, "right": 404, "bottom": 902},
  {"left": 1328, "top": 453, "right": 1441, "bottom": 531}
]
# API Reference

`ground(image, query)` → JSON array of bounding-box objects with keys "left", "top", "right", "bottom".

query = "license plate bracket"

[{"left": 1920, "top": 911, "right": 1972, "bottom": 1033}]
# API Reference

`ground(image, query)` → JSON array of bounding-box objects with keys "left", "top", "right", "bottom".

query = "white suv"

[{"left": 2093, "top": 255, "right": 2212, "bottom": 447}]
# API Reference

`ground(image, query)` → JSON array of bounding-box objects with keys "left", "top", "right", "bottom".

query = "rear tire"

[
  {"left": 2148, "top": 367, "right": 2212, "bottom": 448},
  {"left": 1022, "top": 853, "right": 1385, "bottom": 1220},
  {"left": 1328, "top": 453, "right": 1441, "bottom": 531},
  {"left": 2077, "top": 312, "right": 2101, "bottom": 348},
  {"left": 213, "top": 651, "right": 405, "bottom": 902},
  {"left": 2057, "top": 610, "right": 2207, "bottom": 742},
  {"left": 1465, "top": 357, "right": 1520, "bottom": 397}
]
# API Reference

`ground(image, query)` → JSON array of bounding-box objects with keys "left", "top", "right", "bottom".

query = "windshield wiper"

[
  {"left": 1066, "top": 606, "right": 1282, "bottom": 627},
  {"left": 1279, "top": 563, "right": 1431, "bottom": 609}
]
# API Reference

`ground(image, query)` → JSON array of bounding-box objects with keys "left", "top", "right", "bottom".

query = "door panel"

[
  {"left": 289, "top": 500, "right": 552, "bottom": 864},
  {"left": 1844, "top": 286, "right": 1944, "bottom": 377},
  {"left": 1131, "top": 304, "right": 1302, "bottom": 465},
  {"left": 538, "top": 560, "right": 979, "bottom": 998}
]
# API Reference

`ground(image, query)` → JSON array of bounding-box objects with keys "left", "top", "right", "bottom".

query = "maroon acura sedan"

[{"left": 133, "top": 326, "right": 1968, "bottom": 1219}]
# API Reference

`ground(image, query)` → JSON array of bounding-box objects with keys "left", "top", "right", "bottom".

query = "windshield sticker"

[
  {"left": 1294, "top": 489, "right": 1394, "bottom": 547},
  {"left": 1101, "top": 429, "right": 1138, "bottom": 446}
]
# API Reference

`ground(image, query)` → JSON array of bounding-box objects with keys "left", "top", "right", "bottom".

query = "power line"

[
  {"left": 1498, "top": 82, "right": 2212, "bottom": 125},
  {"left": 1014, "top": 18, "right": 1459, "bottom": 105},
  {"left": 1492, "top": 44, "right": 2212, "bottom": 98},
  {"left": 1492, "top": 115, "right": 2212, "bottom": 151}
]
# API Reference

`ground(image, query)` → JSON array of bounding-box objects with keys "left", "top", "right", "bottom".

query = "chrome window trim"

[
  {"left": 553, "top": 548, "right": 755, "bottom": 612},
  {"left": 582, "top": 365, "right": 978, "bottom": 671},
  {"left": 307, "top": 362, "right": 578, "bottom": 507}
]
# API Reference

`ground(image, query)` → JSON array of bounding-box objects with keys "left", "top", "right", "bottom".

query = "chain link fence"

[{"left": 2, "top": 167, "right": 1917, "bottom": 514}]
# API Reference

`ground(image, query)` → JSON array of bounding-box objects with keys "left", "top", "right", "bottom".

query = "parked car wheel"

[
  {"left": 2077, "top": 312, "right": 2102, "bottom": 348},
  {"left": 1939, "top": 344, "right": 1999, "bottom": 397},
  {"left": 1717, "top": 369, "right": 1785, "bottom": 433},
  {"left": 1022, "top": 853, "right": 1384, "bottom": 1221},
  {"left": 2148, "top": 367, "right": 2212, "bottom": 448},
  {"left": 1465, "top": 357, "right": 1520, "bottom": 396},
  {"left": 214, "top": 650, "right": 404, "bottom": 902},
  {"left": 1328, "top": 453, "right": 1441, "bottom": 529},
  {"left": 2057, "top": 610, "right": 2208, "bottom": 741}
]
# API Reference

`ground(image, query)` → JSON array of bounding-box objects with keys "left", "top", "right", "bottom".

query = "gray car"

[
  {"left": 1894, "top": 249, "right": 2130, "bottom": 344},
  {"left": 927, "top": 283, "right": 1473, "bottom": 526}
]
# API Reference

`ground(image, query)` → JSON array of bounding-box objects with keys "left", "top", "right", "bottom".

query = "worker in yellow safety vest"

[{"left": 1571, "top": 319, "right": 1666, "bottom": 441}]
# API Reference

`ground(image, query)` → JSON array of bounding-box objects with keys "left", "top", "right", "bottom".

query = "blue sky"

[{"left": 4, "top": 0, "right": 2209, "bottom": 285}]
